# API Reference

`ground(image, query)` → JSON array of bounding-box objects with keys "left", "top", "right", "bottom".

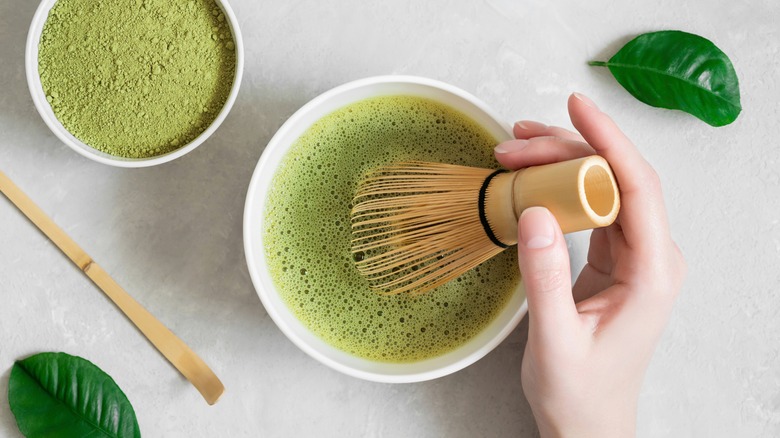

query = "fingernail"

[
  {"left": 494, "top": 139, "right": 529, "bottom": 154},
  {"left": 514, "top": 120, "right": 547, "bottom": 131},
  {"left": 519, "top": 207, "right": 555, "bottom": 249},
  {"left": 573, "top": 92, "right": 599, "bottom": 110}
]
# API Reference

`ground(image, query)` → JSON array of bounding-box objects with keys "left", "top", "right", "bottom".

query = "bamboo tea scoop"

[
  {"left": 351, "top": 155, "right": 621, "bottom": 295},
  {"left": 0, "top": 170, "right": 224, "bottom": 405}
]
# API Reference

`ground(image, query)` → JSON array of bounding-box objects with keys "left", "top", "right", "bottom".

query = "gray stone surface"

[{"left": 1, "top": 0, "right": 778, "bottom": 436}]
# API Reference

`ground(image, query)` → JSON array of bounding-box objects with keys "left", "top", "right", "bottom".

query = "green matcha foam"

[{"left": 264, "top": 95, "right": 519, "bottom": 363}]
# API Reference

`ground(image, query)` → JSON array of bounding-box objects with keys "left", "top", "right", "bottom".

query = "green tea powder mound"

[{"left": 38, "top": 0, "right": 237, "bottom": 158}]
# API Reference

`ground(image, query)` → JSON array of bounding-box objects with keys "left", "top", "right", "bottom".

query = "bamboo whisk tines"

[
  {"left": 351, "top": 162, "right": 505, "bottom": 295},
  {"left": 350, "top": 157, "right": 621, "bottom": 295}
]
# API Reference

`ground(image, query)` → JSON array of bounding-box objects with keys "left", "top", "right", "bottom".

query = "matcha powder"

[{"left": 38, "top": 0, "right": 237, "bottom": 158}]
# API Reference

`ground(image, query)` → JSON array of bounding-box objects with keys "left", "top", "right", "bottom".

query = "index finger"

[{"left": 567, "top": 93, "right": 672, "bottom": 253}]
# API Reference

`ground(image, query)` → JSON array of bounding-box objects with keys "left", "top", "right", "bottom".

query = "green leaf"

[
  {"left": 8, "top": 352, "right": 140, "bottom": 438},
  {"left": 589, "top": 30, "right": 741, "bottom": 127}
]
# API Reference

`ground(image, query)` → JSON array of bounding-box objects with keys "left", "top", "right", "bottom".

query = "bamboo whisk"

[{"left": 351, "top": 155, "right": 620, "bottom": 295}]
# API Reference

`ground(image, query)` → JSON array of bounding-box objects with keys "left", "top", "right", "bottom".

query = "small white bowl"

[
  {"left": 243, "top": 76, "right": 528, "bottom": 383},
  {"left": 25, "top": 0, "right": 244, "bottom": 168}
]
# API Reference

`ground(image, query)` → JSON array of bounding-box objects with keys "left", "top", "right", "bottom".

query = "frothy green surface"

[
  {"left": 38, "top": 0, "right": 236, "bottom": 158},
  {"left": 264, "top": 95, "right": 519, "bottom": 362}
]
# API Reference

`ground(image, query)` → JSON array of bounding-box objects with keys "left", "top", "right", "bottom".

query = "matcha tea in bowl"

[
  {"left": 244, "top": 76, "right": 528, "bottom": 383},
  {"left": 25, "top": 0, "right": 244, "bottom": 167}
]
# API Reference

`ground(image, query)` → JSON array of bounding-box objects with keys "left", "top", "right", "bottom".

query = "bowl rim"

[
  {"left": 243, "top": 75, "right": 528, "bottom": 383},
  {"left": 25, "top": 0, "right": 245, "bottom": 168}
]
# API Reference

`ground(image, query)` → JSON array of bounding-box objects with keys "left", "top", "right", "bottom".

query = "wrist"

[
  {"left": 537, "top": 419, "right": 636, "bottom": 438},
  {"left": 533, "top": 402, "right": 637, "bottom": 438}
]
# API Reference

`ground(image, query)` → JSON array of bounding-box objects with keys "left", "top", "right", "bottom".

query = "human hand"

[{"left": 494, "top": 93, "right": 686, "bottom": 437}]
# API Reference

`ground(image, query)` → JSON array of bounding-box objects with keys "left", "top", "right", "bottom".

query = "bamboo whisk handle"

[{"left": 485, "top": 155, "right": 620, "bottom": 245}]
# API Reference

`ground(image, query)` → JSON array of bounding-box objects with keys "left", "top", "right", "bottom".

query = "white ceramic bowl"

[
  {"left": 244, "top": 76, "right": 528, "bottom": 383},
  {"left": 25, "top": 0, "right": 244, "bottom": 168}
]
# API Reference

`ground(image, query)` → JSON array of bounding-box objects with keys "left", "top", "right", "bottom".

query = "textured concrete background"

[{"left": 1, "top": 0, "right": 778, "bottom": 436}]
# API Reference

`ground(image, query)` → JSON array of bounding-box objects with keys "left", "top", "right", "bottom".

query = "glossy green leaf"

[
  {"left": 590, "top": 30, "right": 741, "bottom": 127},
  {"left": 8, "top": 352, "right": 140, "bottom": 438}
]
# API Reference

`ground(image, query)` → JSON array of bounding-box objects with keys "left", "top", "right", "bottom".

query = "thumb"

[{"left": 518, "top": 207, "right": 578, "bottom": 343}]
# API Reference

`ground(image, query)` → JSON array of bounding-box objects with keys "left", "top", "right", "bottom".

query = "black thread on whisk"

[{"left": 478, "top": 169, "right": 509, "bottom": 249}]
